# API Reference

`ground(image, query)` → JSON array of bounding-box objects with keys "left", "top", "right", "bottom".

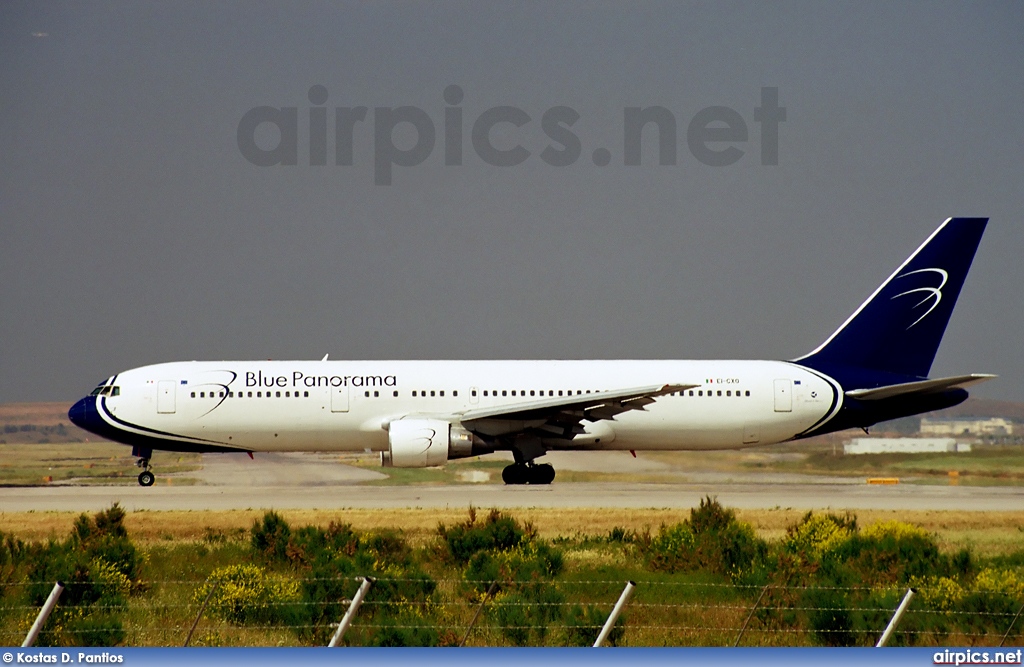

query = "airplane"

[{"left": 69, "top": 217, "right": 994, "bottom": 487}]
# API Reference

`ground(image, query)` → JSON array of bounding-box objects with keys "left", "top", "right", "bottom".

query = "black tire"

[
  {"left": 502, "top": 464, "right": 527, "bottom": 485},
  {"left": 532, "top": 463, "right": 555, "bottom": 485},
  {"left": 138, "top": 471, "right": 155, "bottom": 487}
]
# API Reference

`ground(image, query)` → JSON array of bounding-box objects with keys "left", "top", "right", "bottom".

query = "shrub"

[
  {"left": 784, "top": 512, "right": 856, "bottom": 560},
  {"left": 251, "top": 511, "right": 292, "bottom": 562},
  {"left": 197, "top": 564, "right": 302, "bottom": 626},
  {"left": 641, "top": 496, "right": 765, "bottom": 576},
  {"left": 803, "top": 587, "right": 855, "bottom": 646},
  {"left": 838, "top": 521, "right": 944, "bottom": 585},
  {"left": 438, "top": 508, "right": 530, "bottom": 564}
]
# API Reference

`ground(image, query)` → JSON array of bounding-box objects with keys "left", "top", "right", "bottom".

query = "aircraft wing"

[
  {"left": 844, "top": 373, "right": 996, "bottom": 401},
  {"left": 456, "top": 383, "right": 696, "bottom": 440}
]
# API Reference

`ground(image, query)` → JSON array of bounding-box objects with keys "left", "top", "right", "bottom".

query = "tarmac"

[{"left": 0, "top": 451, "right": 1020, "bottom": 513}]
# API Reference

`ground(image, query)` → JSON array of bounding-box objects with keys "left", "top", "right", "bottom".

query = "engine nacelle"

[
  {"left": 383, "top": 419, "right": 450, "bottom": 468},
  {"left": 382, "top": 419, "right": 490, "bottom": 468},
  {"left": 382, "top": 420, "right": 493, "bottom": 467}
]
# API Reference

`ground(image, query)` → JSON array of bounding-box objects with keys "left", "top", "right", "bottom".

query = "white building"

[
  {"left": 919, "top": 417, "right": 1014, "bottom": 436},
  {"left": 844, "top": 437, "right": 971, "bottom": 455}
]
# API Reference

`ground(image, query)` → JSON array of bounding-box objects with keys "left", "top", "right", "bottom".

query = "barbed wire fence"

[{"left": 2, "top": 577, "right": 1021, "bottom": 648}]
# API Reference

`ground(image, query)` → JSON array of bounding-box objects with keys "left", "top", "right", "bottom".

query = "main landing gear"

[
  {"left": 135, "top": 457, "right": 155, "bottom": 487},
  {"left": 501, "top": 462, "right": 555, "bottom": 485}
]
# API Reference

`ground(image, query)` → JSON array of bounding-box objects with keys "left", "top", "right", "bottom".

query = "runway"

[{"left": 0, "top": 452, "right": 1020, "bottom": 512}]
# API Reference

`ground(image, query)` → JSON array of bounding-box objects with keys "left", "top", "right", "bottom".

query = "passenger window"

[
  {"left": 413, "top": 391, "right": 418, "bottom": 397},
  {"left": 393, "top": 391, "right": 399, "bottom": 397},
  {"left": 304, "top": 391, "right": 309, "bottom": 397},
  {"left": 364, "top": 391, "right": 370, "bottom": 397},
  {"left": 502, "top": 390, "right": 507, "bottom": 397},
  {"left": 471, "top": 390, "right": 477, "bottom": 397},
  {"left": 511, "top": 390, "right": 516, "bottom": 396},
  {"left": 374, "top": 391, "right": 379, "bottom": 397},
  {"left": 256, "top": 392, "right": 261, "bottom": 398},
  {"left": 745, "top": 390, "right": 750, "bottom": 396},
  {"left": 483, "top": 390, "right": 488, "bottom": 397},
  {"left": 431, "top": 390, "right": 436, "bottom": 397},
  {"left": 717, "top": 391, "right": 722, "bottom": 397},
  {"left": 453, "top": 390, "right": 458, "bottom": 397},
  {"left": 191, "top": 392, "right": 196, "bottom": 398},
  {"left": 530, "top": 390, "right": 536, "bottom": 396},
  {"left": 726, "top": 390, "right": 731, "bottom": 396},
  {"left": 439, "top": 391, "right": 444, "bottom": 397}
]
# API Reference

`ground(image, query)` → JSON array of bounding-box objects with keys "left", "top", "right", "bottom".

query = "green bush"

[
  {"left": 251, "top": 511, "right": 292, "bottom": 562},
  {"left": 803, "top": 587, "right": 855, "bottom": 646},
  {"left": 438, "top": 508, "right": 530, "bottom": 565},
  {"left": 641, "top": 496, "right": 765, "bottom": 576}
]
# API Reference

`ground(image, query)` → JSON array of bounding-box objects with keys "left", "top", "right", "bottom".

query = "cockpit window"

[{"left": 90, "top": 386, "right": 120, "bottom": 397}]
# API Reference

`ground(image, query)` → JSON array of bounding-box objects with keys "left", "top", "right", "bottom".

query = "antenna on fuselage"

[{"left": 321, "top": 353, "right": 329, "bottom": 361}]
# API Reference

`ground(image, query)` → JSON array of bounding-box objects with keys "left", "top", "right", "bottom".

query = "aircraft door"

[
  {"left": 331, "top": 386, "right": 349, "bottom": 413},
  {"left": 773, "top": 379, "right": 792, "bottom": 412},
  {"left": 157, "top": 381, "right": 176, "bottom": 414},
  {"left": 469, "top": 386, "right": 479, "bottom": 405}
]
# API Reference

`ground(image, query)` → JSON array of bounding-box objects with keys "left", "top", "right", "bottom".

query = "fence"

[{"left": 2, "top": 577, "right": 1021, "bottom": 647}]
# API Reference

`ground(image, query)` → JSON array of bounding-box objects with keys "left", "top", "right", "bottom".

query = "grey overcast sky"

[{"left": 1, "top": 1, "right": 1022, "bottom": 405}]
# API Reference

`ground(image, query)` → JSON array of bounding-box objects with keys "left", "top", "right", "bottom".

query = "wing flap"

[
  {"left": 457, "top": 383, "right": 696, "bottom": 440},
  {"left": 845, "top": 373, "right": 996, "bottom": 401}
]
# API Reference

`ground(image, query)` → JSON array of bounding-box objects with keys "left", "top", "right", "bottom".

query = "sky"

[{"left": 1, "top": 1, "right": 1022, "bottom": 405}]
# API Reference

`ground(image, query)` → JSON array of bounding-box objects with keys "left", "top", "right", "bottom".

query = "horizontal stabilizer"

[{"left": 845, "top": 374, "right": 996, "bottom": 401}]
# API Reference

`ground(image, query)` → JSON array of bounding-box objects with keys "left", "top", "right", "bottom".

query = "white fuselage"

[{"left": 94, "top": 359, "right": 841, "bottom": 454}]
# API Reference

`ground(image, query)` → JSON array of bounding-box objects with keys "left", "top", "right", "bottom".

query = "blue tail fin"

[{"left": 795, "top": 217, "right": 988, "bottom": 380}]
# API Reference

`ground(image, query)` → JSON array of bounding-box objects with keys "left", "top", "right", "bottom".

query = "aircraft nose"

[{"left": 68, "top": 397, "right": 99, "bottom": 433}]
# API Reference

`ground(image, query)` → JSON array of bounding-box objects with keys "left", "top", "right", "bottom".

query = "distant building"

[
  {"left": 844, "top": 437, "right": 971, "bottom": 455},
  {"left": 919, "top": 417, "right": 1014, "bottom": 436}
]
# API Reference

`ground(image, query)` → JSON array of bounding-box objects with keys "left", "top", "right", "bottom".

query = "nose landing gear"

[{"left": 135, "top": 455, "right": 155, "bottom": 486}]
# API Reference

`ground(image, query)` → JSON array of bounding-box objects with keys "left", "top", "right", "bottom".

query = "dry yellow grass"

[{"left": 1, "top": 507, "right": 1021, "bottom": 555}]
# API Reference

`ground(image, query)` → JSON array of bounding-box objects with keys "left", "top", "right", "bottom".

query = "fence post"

[
  {"left": 459, "top": 581, "right": 498, "bottom": 647},
  {"left": 593, "top": 581, "right": 635, "bottom": 648},
  {"left": 328, "top": 577, "right": 374, "bottom": 647},
  {"left": 22, "top": 582, "right": 64, "bottom": 647},
  {"left": 183, "top": 579, "right": 221, "bottom": 647},
  {"left": 999, "top": 600, "right": 1024, "bottom": 647},
  {"left": 734, "top": 585, "right": 770, "bottom": 647},
  {"left": 876, "top": 588, "right": 915, "bottom": 647}
]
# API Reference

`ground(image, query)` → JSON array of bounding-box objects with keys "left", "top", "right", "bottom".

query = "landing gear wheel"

[
  {"left": 138, "top": 470, "right": 155, "bottom": 487},
  {"left": 502, "top": 463, "right": 528, "bottom": 485},
  {"left": 502, "top": 463, "right": 555, "bottom": 485},
  {"left": 531, "top": 463, "right": 555, "bottom": 485}
]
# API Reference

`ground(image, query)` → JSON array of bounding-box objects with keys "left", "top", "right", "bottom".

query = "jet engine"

[{"left": 381, "top": 419, "right": 487, "bottom": 467}]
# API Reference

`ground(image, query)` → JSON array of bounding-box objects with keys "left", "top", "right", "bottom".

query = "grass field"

[
  {"left": 2, "top": 506, "right": 1022, "bottom": 557},
  {"left": 0, "top": 442, "right": 201, "bottom": 486}
]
